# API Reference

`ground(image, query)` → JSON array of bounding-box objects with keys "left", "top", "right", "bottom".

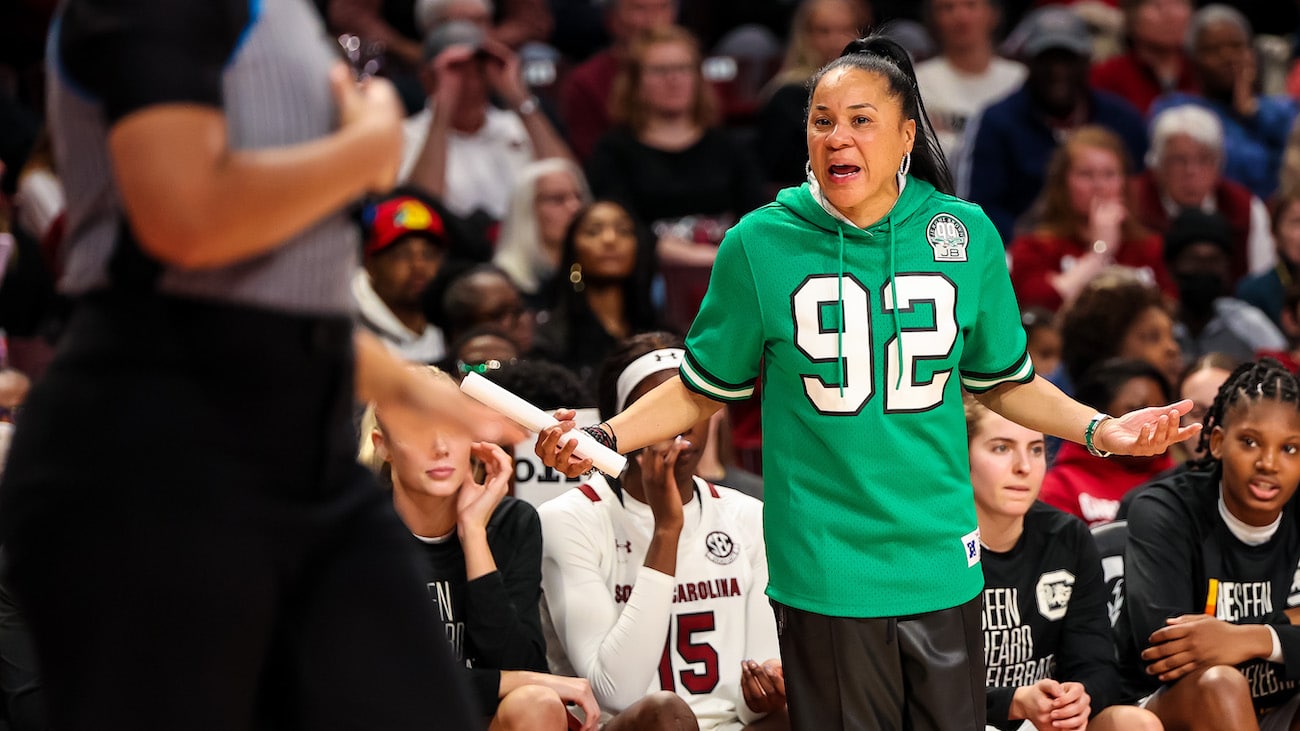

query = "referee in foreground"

[{"left": 0, "top": 0, "right": 497, "bottom": 726}]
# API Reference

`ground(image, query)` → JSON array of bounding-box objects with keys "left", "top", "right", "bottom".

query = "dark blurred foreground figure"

[{"left": 0, "top": 0, "right": 502, "bottom": 727}]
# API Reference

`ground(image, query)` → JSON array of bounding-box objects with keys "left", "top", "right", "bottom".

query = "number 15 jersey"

[
  {"left": 539, "top": 475, "right": 778, "bottom": 730},
  {"left": 681, "top": 177, "right": 1032, "bottom": 618}
]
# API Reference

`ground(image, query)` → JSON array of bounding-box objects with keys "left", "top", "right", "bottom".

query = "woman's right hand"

[
  {"left": 741, "top": 659, "right": 787, "bottom": 714},
  {"left": 535, "top": 409, "right": 596, "bottom": 478},
  {"left": 1087, "top": 196, "right": 1126, "bottom": 257},
  {"left": 1142, "top": 614, "right": 1272, "bottom": 682},
  {"left": 457, "top": 442, "right": 513, "bottom": 537},
  {"left": 546, "top": 675, "right": 600, "bottom": 731},
  {"left": 328, "top": 63, "right": 404, "bottom": 192}
]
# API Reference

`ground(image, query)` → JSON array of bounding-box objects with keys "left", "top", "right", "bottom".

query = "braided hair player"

[{"left": 1117, "top": 358, "right": 1300, "bottom": 731}]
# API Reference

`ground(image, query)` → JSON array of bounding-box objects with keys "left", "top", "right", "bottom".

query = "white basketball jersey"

[{"left": 539, "top": 474, "right": 777, "bottom": 730}]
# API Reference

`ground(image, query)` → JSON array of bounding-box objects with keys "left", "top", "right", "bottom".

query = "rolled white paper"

[{"left": 460, "top": 371, "right": 628, "bottom": 477}]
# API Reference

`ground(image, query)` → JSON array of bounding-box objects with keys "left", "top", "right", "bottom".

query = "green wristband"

[{"left": 1085, "top": 413, "right": 1113, "bottom": 458}]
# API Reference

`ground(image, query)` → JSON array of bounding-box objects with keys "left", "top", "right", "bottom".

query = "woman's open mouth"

[{"left": 828, "top": 164, "right": 861, "bottom": 182}]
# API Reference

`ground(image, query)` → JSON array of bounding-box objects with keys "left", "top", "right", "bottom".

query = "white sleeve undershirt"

[{"left": 539, "top": 505, "right": 678, "bottom": 712}]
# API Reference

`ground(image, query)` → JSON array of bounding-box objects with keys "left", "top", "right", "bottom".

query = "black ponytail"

[{"left": 806, "top": 33, "right": 954, "bottom": 195}]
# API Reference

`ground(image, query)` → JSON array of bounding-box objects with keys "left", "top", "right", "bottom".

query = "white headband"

[{"left": 615, "top": 348, "right": 685, "bottom": 412}]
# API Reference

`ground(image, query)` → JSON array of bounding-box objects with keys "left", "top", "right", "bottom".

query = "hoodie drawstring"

[
  {"left": 837, "top": 221, "right": 900, "bottom": 396},
  {"left": 836, "top": 224, "right": 845, "bottom": 398},
  {"left": 888, "top": 216, "right": 903, "bottom": 391},
  {"left": 811, "top": 175, "right": 906, "bottom": 396}
]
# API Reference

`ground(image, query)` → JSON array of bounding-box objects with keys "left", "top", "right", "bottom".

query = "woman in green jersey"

[{"left": 536, "top": 34, "right": 1199, "bottom": 730}]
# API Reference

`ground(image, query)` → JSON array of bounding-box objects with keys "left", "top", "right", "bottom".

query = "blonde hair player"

[{"left": 964, "top": 393, "right": 1162, "bottom": 731}]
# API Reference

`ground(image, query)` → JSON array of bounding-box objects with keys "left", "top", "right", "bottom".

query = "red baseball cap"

[{"left": 363, "top": 195, "right": 447, "bottom": 256}]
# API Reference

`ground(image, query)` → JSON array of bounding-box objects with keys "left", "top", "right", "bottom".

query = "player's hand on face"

[
  {"left": 1094, "top": 399, "right": 1200, "bottom": 457},
  {"left": 740, "top": 658, "right": 786, "bottom": 714},
  {"left": 1142, "top": 614, "right": 1256, "bottom": 682},
  {"left": 457, "top": 441, "right": 512, "bottom": 535},
  {"left": 535, "top": 409, "right": 594, "bottom": 478},
  {"left": 636, "top": 436, "right": 687, "bottom": 531}
]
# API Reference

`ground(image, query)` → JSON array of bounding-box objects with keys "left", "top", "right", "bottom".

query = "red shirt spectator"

[
  {"left": 1010, "top": 229, "right": 1175, "bottom": 310},
  {"left": 1090, "top": 50, "right": 1195, "bottom": 115},
  {"left": 1041, "top": 441, "right": 1174, "bottom": 527},
  {"left": 1088, "top": 0, "right": 1194, "bottom": 115},
  {"left": 1041, "top": 358, "right": 1176, "bottom": 527},
  {"left": 1131, "top": 103, "right": 1276, "bottom": 287},
  {"left": 1257, "top": 350, "right": 1300, "bottom": 373},
  {"left": 1007, "top": 125, "right": 1174, "bottom": 310},
  {"left": 561, "top": 50, "right": 620, "bottom": 161},
  {"left": 1131, "top": 170, "right": 1257, "bottom": 284},
  {"left": 559, "top": 0, "right": 676, "bottom": 160}
]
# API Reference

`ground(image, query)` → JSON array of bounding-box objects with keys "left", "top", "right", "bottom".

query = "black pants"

[
  {"left": 0, "top": 293, "right": 478, "bottom": 729},
  {"left": 774, "top": 594, "right": 986, "bottom": 731}
]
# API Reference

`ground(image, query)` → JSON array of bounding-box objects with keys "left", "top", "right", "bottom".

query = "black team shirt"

[
  {"left": 1116, "top": 468, "right": 1300, "bottom": 708},
  {"left": 414, "top": 496, "right": 548, "bottom": 714},
  {"left": 981, "top": 502, "right": 1118, "bottom": 730}
]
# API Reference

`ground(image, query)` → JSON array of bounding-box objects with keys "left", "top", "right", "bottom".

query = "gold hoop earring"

[{"left": 569, "top": 263, "right": 584, "bottom": 293}]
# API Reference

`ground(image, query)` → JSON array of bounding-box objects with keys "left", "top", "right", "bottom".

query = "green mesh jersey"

[{"left": 681, "top": 178, "right": 1032, "bottom": 617}]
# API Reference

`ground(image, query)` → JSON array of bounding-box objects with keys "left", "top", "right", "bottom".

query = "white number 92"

[{"left": 792, "top": 273, "right": 958, "bottom": 414}]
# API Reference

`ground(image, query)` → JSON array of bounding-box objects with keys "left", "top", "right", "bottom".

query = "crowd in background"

[{"left": 6, "top": 0, "right": 1300, "bottom": 727}]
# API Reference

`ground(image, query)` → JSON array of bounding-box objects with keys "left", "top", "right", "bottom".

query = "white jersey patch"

[
  {"left": 927, "top": 213, "right": 969, "bottom": 262},
  {"left": 1036, "top": 569, "right": 1076, "bottom": 621},
  {"left": 963, "top": 528, "right": 981, "bottom": 567},
  {"left": 705, "top": 530, "right": 739, "bottom": 565}
]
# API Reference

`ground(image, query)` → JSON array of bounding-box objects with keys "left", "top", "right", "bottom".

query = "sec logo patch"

[
  {"left": 705, "top": 531, "right": 738, "bottom": 565},
  {"left": 927, "top": 213, "right": 969, "bottom": 262}
]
